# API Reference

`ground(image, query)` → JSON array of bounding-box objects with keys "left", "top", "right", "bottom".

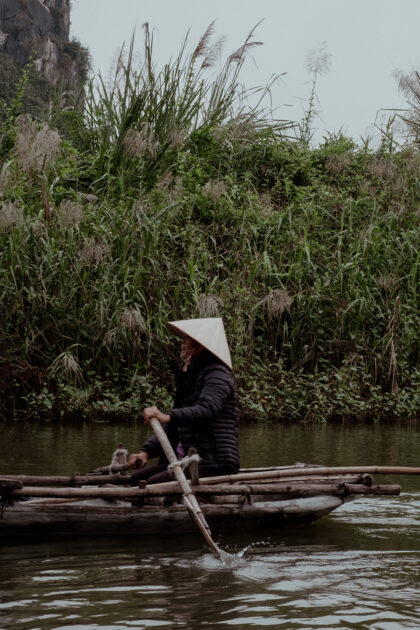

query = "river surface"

[{"left": 0, "top": 421, "right": 419, "bottom": 629}]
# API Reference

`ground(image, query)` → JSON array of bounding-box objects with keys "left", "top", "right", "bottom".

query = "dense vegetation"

[{"left": 0, "top": 28, "right": 419, "bottom": 422}]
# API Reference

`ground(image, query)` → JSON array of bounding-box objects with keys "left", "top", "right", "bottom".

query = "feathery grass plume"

[
  {"left": 192, "top": 20, "right": 215, "bottom": 61},
  {"left": 103, "top": 329, "right": 118, "bottom": 348},
  {"left": 201, "top": 36, "right": 226, "bottom": 70},
  {"left": 300, "top": 42, "right": 331, "bottom": 144},
  {"left": 258, "top": 192, "right": 274, "bottom": 215},
  {"left": 59, "top": 199, "right": 83, "bottom": 227},
  {"left": 156, "top": 170, "right": 174, "bottom": 193},
  {"left": 220, "top": 117, "right": 257, "bottom": 146},
  {"left": 165, "top": 176, "right": 183, "bottom": 202},
  {"left": 197, "top": 293, "right": 223, "bottom": 317},
  {"left": 306, "top": 41, "right": 332, "bottom": 77},
  {"left": 366, "top": 158, "right": 398, "bottom": 183},
  {"left": 168, "top": 126, "right": 186, "bottom": 149},
  {"left": 400, "top": 148, "right": 420, "bottom": 176},
  {"left": 263, "top": 289, "right": 293, "bottom": 320},
  {"left": 79, "top": 237, "right": 110, "bottom": 263},
  {"left": 123, "top": 124, "right": 158, "bottom": 158},
  {"left": 30, "top": 216, "right": 46, "bottom": 237},
  {"left": 228, "top": 23, "right": 263, "bottom": 63},
  {"left": 14, "top": 115, "right": 61, "bottom": 173},
  {"left": 394, "top": 69, "right": 420, "bottom": 144},
  {"left": 202, "top": 179, "right": 226, "bottom": 201},
  {"left": 0, "top": 201, "right": 23, "bottom": 229},
  {"left": 192, "top": 20, "right": 226, "bottom": 69},
  {"left": 325, "top": 152, "right": 353, "bottom": 175},
  {"left": 0, "top": 161, "right": 11, "bottom": 192},
  {"left": 49, "top": 349, "right": 83, "bottom": 384},
  {"left": 377, "top": 274, "right": 398, "bottom": 292},
  {"left": 120, "top": 307, "right": 146, "bottom": 333}
]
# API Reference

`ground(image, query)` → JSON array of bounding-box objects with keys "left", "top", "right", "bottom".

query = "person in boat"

[{"left": 128, "top": 318, "right": 239, "bottom": 485}]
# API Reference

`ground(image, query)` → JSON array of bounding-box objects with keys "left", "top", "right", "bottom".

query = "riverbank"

[{"left": 0, "top": 36, "right": 419, "bottom": 423}]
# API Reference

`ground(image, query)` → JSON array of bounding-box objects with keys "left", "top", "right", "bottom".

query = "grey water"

[{"left": 1, "top": 421, "right": 419, "bottom": 629}]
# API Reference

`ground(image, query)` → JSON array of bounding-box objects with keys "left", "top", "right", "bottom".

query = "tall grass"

[
  {"left": 0, "top": 28, "right": 419, "bottom": 422},
  {"left": 69, "top": 24, "right": 292, "bottom": 192}
]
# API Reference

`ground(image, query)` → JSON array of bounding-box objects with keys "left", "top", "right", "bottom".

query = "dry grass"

[
  {"left": 202, "top": 179, "right": 226, "bottom": 201},
  {"left": 14, "top": 116, "right": 61, "bottom": 173},
  {"left": 192, "top": 20, "right": 226, "bottom": 69},
  {"left": 366, "top": 158, "right": 398, "bottom": 183},
  {"left": 119, "top": 307, "right": 146, "bottom": 333},
  {"left": 197, "top": 293, "right": 223, "bottom": 317},
  {"left": 79, "top": 237, "right": 110, "bottom": 263},
  {"left": 263, "top": 289, "right": 293, "bottom": 320},
  {"left": 0, "top": 201, "right": 23, "bottom": 229},
  {"left": 168, "top": 126, "right": 186, "bottom": 149},
  {"left": 49, "top": 349, "right": 83, "bottom": 384},
  {"left": 325, "top": 152, "right": 353, "bottom": 175},
  {"left": 0, "top": 162, "right": 11, "bottom": 192},
  {"left": 103, "top": 329, "right": 118, "bottom": 347},
  {"left": 216, "top": 118, "right": 258, "bottom": 147},
  {"left": 59, "top": 200, "right": 83, "bottom": 227},
  {"left": 0, "top": 31, "right": 8, "bottom": 48},
  {"left": 377, "top": 274, "right": 398, "bottom": 292},
  {"left": 123, "top": 124, "right": 158, "bottom": 158},
  {"left": 156, "top": 170, "right": 174, "bottom": 194}
]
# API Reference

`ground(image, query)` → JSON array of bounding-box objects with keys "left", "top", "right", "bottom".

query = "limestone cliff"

[{"left": 0, "top": 0, "right": 88, "bottom": 88}]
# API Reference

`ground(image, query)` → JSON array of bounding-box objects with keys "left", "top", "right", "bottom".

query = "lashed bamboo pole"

[
  {"left": 197, "top": 466, "right": 420, "bottom": 485},
  {"left": 1, "top": 466, "right": 418, "bottom": 491},
  {"left": 2, "top": 482, "right": 401, "bottom": 500},
  {"left": 0, "top": 472, "right": 366, "bottom": 487},
  {"left": 148, "top": 418, "right": 224, "bottom": 560},
  {"left": 0, "top": 474, "right": 130, "bottom": 486}
]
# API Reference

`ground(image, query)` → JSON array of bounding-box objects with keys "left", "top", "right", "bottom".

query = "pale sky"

[{"left": 70, "top": 0, "right": 420, "bottom": 145}]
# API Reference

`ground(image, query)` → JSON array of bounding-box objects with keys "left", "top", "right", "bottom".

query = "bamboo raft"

[{"left": 1, "top": 461, "right": 415, "bottom": 537}]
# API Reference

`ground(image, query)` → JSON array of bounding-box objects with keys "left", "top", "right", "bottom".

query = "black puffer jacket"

[{"left": 141, "top": 351, "right": 239, "bottom": 472}]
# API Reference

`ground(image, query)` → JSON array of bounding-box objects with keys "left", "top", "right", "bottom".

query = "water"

[{"left": 1, "top": 421, "right": 419, "bottom": 629}]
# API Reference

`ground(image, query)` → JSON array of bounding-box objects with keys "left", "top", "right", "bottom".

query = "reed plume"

[
  {"left": 14, "top": 116, "right": 61, "bottom": 173},
  {"left": 263, "top": 290, "right": 293, "bottom": 320},
  {"left": 59, "top": 200, "right": 83, "bottom": 227},
  {"left": 197, "top": 294, "right": 223, "bottom": 317},
  {"left": 49, "top": 349, "right": 83, "bottom": 384},
  {"left": 0, "top": 201, "right": 23, "bottom": 230},
  {"left": 120, "top": 307, "right": 146, "bottom": 333},
  {"left": 79, "top": 237, "right": 110, "bottom": 263}
]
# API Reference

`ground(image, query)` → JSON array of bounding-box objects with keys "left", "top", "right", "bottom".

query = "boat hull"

[{"left": 0, "top": 495, "right": 344, "bottom": 537}]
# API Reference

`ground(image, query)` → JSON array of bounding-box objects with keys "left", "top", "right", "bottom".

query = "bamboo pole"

[
  {"left": 1, "top": 466, "right": 418, "bottom": 491},
  {"left": 0, "top": 474, "right": 131, "bottom": 486},
  {"left": 3, "top": 482, "right": 401, "bottom": 500},
  {"left": 0, "top": 472, "right": 365, "bottom": 488},
  {"left": 149, "top": 418, "right": 223, "bottom": 561},
  {"left": 196, "top": 466, "right": 420, "bottom": 485}
]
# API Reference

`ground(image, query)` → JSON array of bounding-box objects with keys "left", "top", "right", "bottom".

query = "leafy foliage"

[{"left": 0, "top": 29, "right": 419, "bottom": 423}]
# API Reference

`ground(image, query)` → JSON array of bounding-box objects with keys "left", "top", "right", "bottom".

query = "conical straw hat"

[{"left": 167, "top": 318, "right": 232, "bottom": 370}]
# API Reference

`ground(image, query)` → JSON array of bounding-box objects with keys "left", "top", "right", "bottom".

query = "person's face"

[{"left": 180, "top": 336, "right": 202, "bottom": 362}]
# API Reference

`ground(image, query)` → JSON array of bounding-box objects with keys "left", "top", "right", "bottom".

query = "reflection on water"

[{"left": 1, "top": 420, "right": 420, "bottom": 629}]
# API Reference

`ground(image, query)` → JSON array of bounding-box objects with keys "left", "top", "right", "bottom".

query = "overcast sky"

[{"left": 70, "top": 0, "right": 420, "bottom": 145}]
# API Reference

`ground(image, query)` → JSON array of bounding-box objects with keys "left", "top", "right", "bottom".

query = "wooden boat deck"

[{"left": 0, "top": 465, "right": 402, "bottom": 537}]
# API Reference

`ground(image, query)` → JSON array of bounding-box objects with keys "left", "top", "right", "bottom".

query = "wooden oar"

[{"left": 149, "top": 417, "right": 224, "bottom": 561}]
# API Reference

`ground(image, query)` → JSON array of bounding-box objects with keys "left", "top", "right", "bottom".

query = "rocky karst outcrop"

[{"left": 0, "top": 0, "right": 88, "bottom": 88}]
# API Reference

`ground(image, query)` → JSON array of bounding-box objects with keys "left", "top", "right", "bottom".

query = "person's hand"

[
  {"left": 143, "top": 406, "right": 171, "bottom": 425},
  {"left": 128, "top": 451, "right": 149, "bottom": 469}
]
